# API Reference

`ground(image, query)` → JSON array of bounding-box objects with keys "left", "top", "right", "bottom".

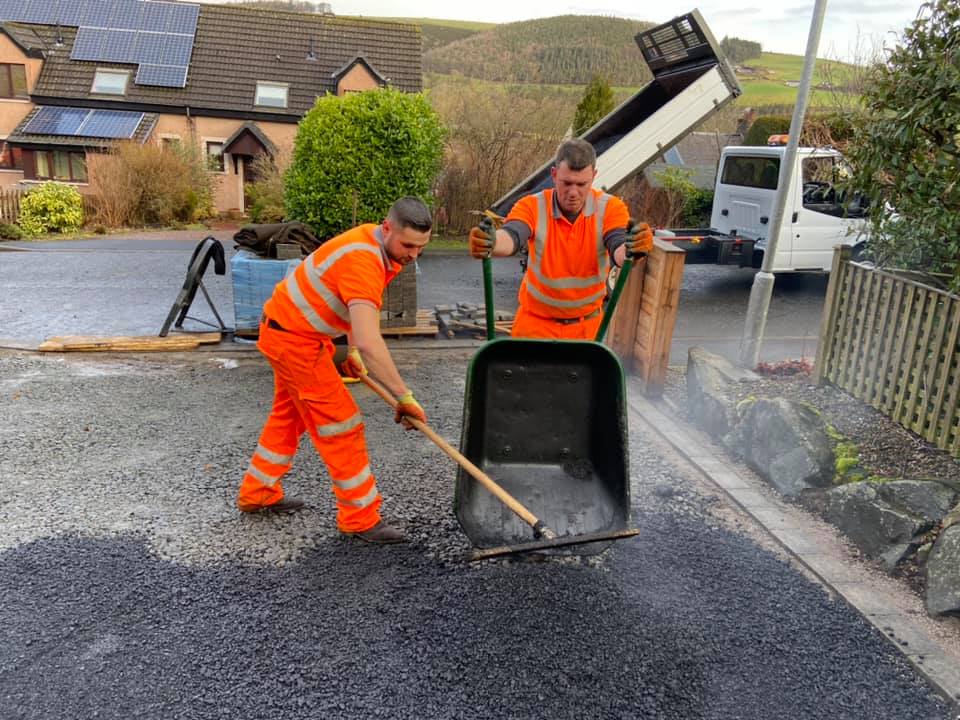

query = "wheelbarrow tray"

[{"left": 454, "top": 338, "right": 630, "bottom": 551}]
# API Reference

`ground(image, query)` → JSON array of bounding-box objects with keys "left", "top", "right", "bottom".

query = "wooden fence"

[
  {"left": 607, "top": 238, "right": 686, "bottom": 396},
  {"left": 814, "top": 245, "right": 960, "bottom": 457},
  {"left": 0, "top": 187, "right": 22, "bottom": 223}
]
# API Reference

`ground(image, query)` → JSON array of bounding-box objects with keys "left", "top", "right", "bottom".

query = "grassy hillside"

[
  {"left": 364, "top": 17, "right": 493, "bottom": 51},
  {"left": 423, "top": 15, "right": 655, "bottom": 86}
]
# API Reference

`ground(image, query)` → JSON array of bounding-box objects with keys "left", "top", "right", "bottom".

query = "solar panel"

[
  {"left": 4, "top": 0, "right": 199, "bottom": 89},
  {"left": 160, "top": 33, "right": 192, "bottom": 66},
  {"left": 136, "top": 63, "right": 186, "bottom": 88},
  {"left": 110, "top": 0, "right": 143, "bottom": 31},
  {"left": 71, "top": 27, "right": 106, "bottom": 60},
  {"left": 138, "top": 1, "right": 171, "bottom": 32},
  {"left": 99, "top": 29, "right": 137, "bottom": 62},
  {"left": 80, "top": 0, "right": 114, "bottom": 28},
  {"left": 167, "top": 3, "right": 198, "bottom": 34},
  {"left": 24, "top": 107, "right": 145, "bottom": 139},
  {"left": 78, "top": 109, "right": 144, "bottom": 138},
  {"left": 132, "top": 30, "right": 165, "bottom": 64},
  {"left": 25, "top": 107, "right": 89, "bottom": 136}
]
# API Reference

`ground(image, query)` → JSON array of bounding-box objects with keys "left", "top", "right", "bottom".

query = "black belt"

[
  {"left": 261, "top": 313, "right": 288, "bottom": 332},
  {"left": 542, "top": 308, "right": 601, "bottom": 325}
]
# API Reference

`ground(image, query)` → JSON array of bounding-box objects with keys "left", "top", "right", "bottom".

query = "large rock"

[
  {"left": 926, "top": 523, "right": 960, "bottom": 616},
  {"left": 685, "top": 347, "right": 758, "bottom": 438},
  {"left": 877, "top": 480, "right": 957, "bottom": 524},
  {"left": 810, "top": 482, "right": 933, "bottom": 568},
  {"left": 722, "top": 397, "right": 834, "bottom": 497}
]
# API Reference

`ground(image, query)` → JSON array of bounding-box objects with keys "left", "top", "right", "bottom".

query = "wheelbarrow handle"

[
  {"left": 482, "top": 257, "right": 496, "bottom": 341},
  {"left": 595, "top": 254, "right": 643, "bottom": 343},
  {"left": 357, "top": 373, "right": 556, "bottom": 540}
]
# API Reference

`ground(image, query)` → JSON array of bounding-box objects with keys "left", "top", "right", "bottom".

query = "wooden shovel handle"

[{"left": 357, "top": 373, "right": 552, "bottom": 537}]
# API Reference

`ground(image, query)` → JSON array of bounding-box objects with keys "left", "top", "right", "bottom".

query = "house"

[{"left": 0, "top": 1, "right": 422, "bottom": 213}]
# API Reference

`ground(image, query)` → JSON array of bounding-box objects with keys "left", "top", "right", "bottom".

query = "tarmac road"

[
  {"left": 1, "top": 233, "right": 826, "bottom": 365},
  {"left": 0, "top": 349, "right": 954, "bottom": 720}
]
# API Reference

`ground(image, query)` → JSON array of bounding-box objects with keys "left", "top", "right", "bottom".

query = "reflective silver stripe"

[
  {"left": 527, "top": 190, "right": 608, "bottom": 297},
  {"left": 341, "top": 484, "right": 379, "bottom": 508},
  {"left": 303, "top": 242, "right": 383, "bottom": 323},
  {"left": 316, "top": 412, "right": 363, "bottom": 437},
  {"left": 333, "top": 465, "right": 372, "bottom": 491},
  {"left": 374, "top": 226, "right": 391, "bottom": 266},
  {"left": 285, "top": 270, "right": 343, "bottom": 336},
  {"left": 256, "top": 444, "right": 294, "bottom": 466},
  {"left": 594, "top": 193, "right": 610, "bottom": 278},
  {"left": 534, "top": 192, "right": 548, "bottom": 261},
  {"left": 527, "top": 257, "right": 601, "bottom": 289},
  {"left": 245, "top": 461, "right": 282, "bottom": 487},
  {"left": 526, "top": 281, "right": 606, "bottom": 308}
]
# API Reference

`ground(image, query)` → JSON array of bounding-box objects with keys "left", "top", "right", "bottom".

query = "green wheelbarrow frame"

[{"left": 453, "top": 255, "right": 637, "bottom": 554}]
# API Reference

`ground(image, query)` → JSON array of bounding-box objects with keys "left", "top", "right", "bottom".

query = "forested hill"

[{"left": 423, "top": 15, "right": 656, "bottom": 86}]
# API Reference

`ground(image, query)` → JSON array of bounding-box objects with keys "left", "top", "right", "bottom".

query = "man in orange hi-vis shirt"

[
  {"left": 468, "top": 139, "right": 653, "bottom": 339},
  {"left": 237, "top": 197, "right": 431, "bottom": 545}
]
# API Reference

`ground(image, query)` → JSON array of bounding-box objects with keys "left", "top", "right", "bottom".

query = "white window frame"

[
  {"left": 254, "top": 81, "right": 289, "bottom": 109},
  {"left": 204, "top": 138, "right": 227, "bottom": 174},
  {"left": 91, "top": 69, "right": 130, "bottom": 96}
]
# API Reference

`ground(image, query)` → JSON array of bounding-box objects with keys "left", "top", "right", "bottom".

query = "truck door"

[
  {"left": 711, "top": 154, "right": 788, "bottom": 267},
  {"left": 790, "top": 155, "right": 866, "bottom": 271}
]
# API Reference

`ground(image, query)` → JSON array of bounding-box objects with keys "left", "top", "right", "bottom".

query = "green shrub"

[
  {"left": 18, "top": 182, "right": 84, "bottom": 237},
  {"left": 0, "top": 222, "right": 23, "bottom": 240},
  {"left": 246, "top": 152, "right": 287, "bottom": 223},
  {"left": 285, "top": 88, "right": 445, "bottom": 238},
  {"left": 653, "top": 167, "right": 714, "bottom": 227},
  {"left": 742, "top": 115, "right": 791, "bottom": 146}
]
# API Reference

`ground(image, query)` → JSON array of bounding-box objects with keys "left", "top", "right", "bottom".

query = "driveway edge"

[{"left": 626, "top": 385, "right": 960, "bottom": 713}]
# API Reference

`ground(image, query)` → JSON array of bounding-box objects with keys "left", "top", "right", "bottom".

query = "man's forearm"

[
  {"left": 492, "top": 229, "right": 517, "bottom": 257},
  {"left": 354, "top": 333, "right": 409, "bottom": 398}
]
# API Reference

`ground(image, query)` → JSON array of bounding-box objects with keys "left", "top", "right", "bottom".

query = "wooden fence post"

[
  {"left": 640, "top": 240, "right": 685, "bottom": 396},
  {"left": 813, "top": 245, "right": 851, "bottom": 384}
]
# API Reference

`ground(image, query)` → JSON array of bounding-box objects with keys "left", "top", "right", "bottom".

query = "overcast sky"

[{"left": 321, "top": 0, "right": 921, "bottom": 61}]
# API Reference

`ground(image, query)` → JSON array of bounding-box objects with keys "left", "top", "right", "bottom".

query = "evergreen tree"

[{"left": 572, "top": 75, "right": 615, "bottom": 137}]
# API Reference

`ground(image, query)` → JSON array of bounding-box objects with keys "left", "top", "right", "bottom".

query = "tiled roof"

[
  {"left": 0, "top": 23, "right": 50, "bottom": 58},
  {"left": 7, "top": 106, "right": 159, "bottom": 149},
  {"left": 28, "top": 4, "right": 423, "bottom": 118}
]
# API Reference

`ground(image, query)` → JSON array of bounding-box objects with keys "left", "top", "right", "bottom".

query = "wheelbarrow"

[{"left": 452, "top": 250, "right": 640, "bottom": 560}]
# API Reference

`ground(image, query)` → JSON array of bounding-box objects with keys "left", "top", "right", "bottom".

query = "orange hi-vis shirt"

[
  {"left": 509, "top": 188, "right": 629, "bottom": 319},
  {"left": 263, "top": 224, "right": 401, "bottom": 339}
]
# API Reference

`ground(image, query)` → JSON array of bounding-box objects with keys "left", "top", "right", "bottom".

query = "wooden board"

[
  {"left": 380, "top": 310, "right": 440, "bottom": 338},
  {"left": 38, "top": 332, "right": 221, "bottom": 352}
]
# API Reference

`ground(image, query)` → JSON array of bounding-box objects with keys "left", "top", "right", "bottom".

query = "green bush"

[
  {"left": 285, "top": 89, "right": 445, "bottom": 238},
  {"left": 0, "top": 222, "right": 23, "bottom": 240},
  {"left": 654, "top": 167, "right": 714, "bottom": 227},
  {"left": 18, "top": 182, "right": 84, "bottom": 237},
  {"left": 742, "top": 115, "right": 791, "bottom": 146},
  {"left": 844, "top": 0, "right": 960, "bottom": 291}
]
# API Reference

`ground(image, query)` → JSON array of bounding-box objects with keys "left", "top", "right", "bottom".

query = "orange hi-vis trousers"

[
  {"left": 510, "top": 305, "right": 602, "bottom": 340},
  {"left": 237, "top": 322, "right": 382, "bottom": 533}
]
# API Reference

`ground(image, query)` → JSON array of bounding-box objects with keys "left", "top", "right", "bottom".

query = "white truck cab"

[{"left": 699, "top": 143, "right": 868, "bottom": 272}]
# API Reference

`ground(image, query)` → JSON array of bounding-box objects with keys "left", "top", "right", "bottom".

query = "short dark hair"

[
  {"left": 554, "top": 139, "right": 596, "bottom": 172},
  {"left": 388, "top": 196, "right": 432, "bottom": 232}
]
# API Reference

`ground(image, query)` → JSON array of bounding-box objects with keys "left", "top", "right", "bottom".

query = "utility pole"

[{"left": 739, "top": 0, "right": 829, "bottom": 368}]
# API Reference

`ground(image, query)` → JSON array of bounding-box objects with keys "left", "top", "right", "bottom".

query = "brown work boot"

[
  {"left": 238, "top": 497, "right": 305, "bottom": 514},
  {"left": 343, "top": 521, "right": 408, "bottom": 544}
]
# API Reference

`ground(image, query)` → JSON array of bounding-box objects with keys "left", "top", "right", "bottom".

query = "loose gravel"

[{"left": 0, "top": 349, "right": 954, "bottom": 719}]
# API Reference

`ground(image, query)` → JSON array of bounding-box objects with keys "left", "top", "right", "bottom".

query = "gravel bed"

[{"left": 0, "top": 349, "right": 953, "bottom": 719}]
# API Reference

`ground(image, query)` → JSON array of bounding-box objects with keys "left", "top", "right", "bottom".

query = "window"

[
  {"left": 720, "top": 156, "right": 780, "bottom": 190},
  {"left": 254, "top": 82, "right": 289, "bottom": 108},
  {"left": 801, "top": 156, "right": 867, "bottom": 217},
  {"left": 91, "top": 69, "right": 130, "bottom": 96},
  {"left": 33, "top": 150, "right": 87, "bottom": 182},
  {"left": 161, "top": 135, "right": 182, "bottom": 151},
  {"left": 0, "top": 142, "right": 22, "bottom": 170},
  {"left": 0, "top": 63, "right": 28, "bottom": 99},
  {"left": 206, "top": 141, "right": 225, "bottom": 172}
]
